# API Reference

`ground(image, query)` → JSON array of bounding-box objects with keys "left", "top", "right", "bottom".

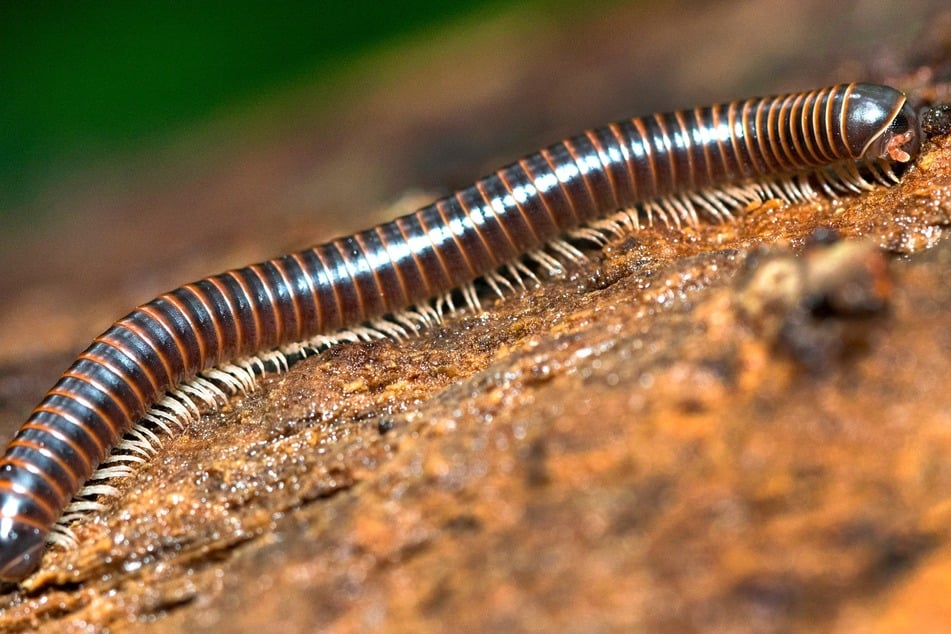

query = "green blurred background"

[{"left": 0, "top": 0, "right": 530, "bottom": 215}]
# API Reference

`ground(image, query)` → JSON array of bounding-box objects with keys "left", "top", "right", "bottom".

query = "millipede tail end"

[{"left": 0, "top": 495, "right": 48, "bottom": 582}]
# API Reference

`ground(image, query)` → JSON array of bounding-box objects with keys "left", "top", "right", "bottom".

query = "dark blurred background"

[{"left": 0, "top": 0, "right": 518, "bottom": 215}]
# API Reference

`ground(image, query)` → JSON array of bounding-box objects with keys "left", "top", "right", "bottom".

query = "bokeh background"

[{"left": 0, "top": 0, "right": 512, "bottom": 214}]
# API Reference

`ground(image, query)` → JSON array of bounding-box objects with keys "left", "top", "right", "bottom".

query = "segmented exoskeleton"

[{"left": 0, "top": 83, "right": 921, "bottom": 581}]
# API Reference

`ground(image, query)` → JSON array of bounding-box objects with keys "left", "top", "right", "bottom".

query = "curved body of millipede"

[{"left": 0, "top": 83, "right": 921, "bottom": 582}]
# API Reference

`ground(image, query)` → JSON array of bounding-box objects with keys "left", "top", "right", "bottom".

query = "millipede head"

[{"left": 846, "top": 83, "right": 921, "bottom": 164}]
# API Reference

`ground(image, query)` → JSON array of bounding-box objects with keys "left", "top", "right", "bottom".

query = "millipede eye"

[{"left": 888, "top": 111, "right": 912, "bottom": 135}]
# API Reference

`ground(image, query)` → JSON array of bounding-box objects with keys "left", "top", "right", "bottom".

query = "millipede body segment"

[{"left": 0, "top": 83, "right": 921, "bottom": 582}]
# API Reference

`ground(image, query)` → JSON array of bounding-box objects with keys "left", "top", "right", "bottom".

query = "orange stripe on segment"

[
  {"left": 21, "top": 419, "right": 94, "bottom": 472},
  {"left": 369, "top": 226, "right": 411, "bottom": 311},
  {"left": 769, "top": 95, "right": 795, "bottom": 172},
  {"left": 498, "top": 160, "right": 550, "bottom": 245},
  {"left": 788, "top": 92, "right": 812, "bottom": 165},
  {"left": 691, "top": 107, "right": 717, "bottom": 184},
  {"left": 754, "top": 99, "right": 781, "bottom": 175},
  {"left": 247, "top": 264, "right": 284, "bottom": 347},
  {"left": 630, "top": 117, "right": 661, "bottom": 196},
  {"left": 181, "top": 284, "right": 226, "bottom": 366},
  {"left": 311, "top": 246, "right": 350, "bottom": 328},
  {"left": 0, "top": 485, "right": 57, "bottom": 528},
  {"left": 451, "top": 193, "right": 500, "bottom": 276},
  {"left": 585, "top": 129, "right": 626, "bottom": 209},
  {"left": 267, "top": 259, "right": 304, "bottom": 342},
  {"left": 562, "top": 138, "right": 610, "bottom": 221},
  {"left": 290, "top": 252, "right": 325, "bottom": 334},
  {"left": 672, "top": 110, "right": 698, "bottom": 191},
  {"left": 814, "top": 86, "right": 837, "bottom": 162},
  {"left": 47, "top": 382, "right": 125, "bottom": 445},
  {"left": 137, "top": 304, "right": 192, "bottom": 380},
  {"left": 77, "top": 350, "right": 148, "bottom": 412},
  {"left": 536, "top": 149, "right": 584, "bottom": 229},
  {"left": 389, "top": 218, "right": 434, "bottom": 299},
  {"left": 93, "top": 334, "right": 163, "bottom": 397},
  {"left": 407, "top": 211, "right": 457, "bottom": 297},
  {"left": 800, "top": 90, "right": 824, "bottom": 164},
  {"left": 162, "top": 293, "right": 209, "bottom": 370},
  {"left": 837, "top": 83, "right": 857, "bottom": 158},
  {"left": 59, "top": 369, "right": 134, "bottom": 423},
  {"left": 224, "top": 271, "right": 264, "bottom": 354},
  {"left": 353, "top": 232, "right": 398, "bottom": 314},
  {"left": 606, "top": 122, "right": 643, "bottom": 202},
  {"left": 710, "top": 104, "right": 736, "bottom": 180},
  {"left": 9, "top": 437, "right": 81, "bottom": 490},
  {"left": 432, "top": 198, "right": 480, "bottom": 280},
  {"left": 329, "top": 239, "right": 370, "bottom": 323},
  {"left": 206, "top": 276, "right": 245, "bottom": 356},
  {"left": 650, "top": 113, "right": 678, "bottom": 191},
  {"left": 117, "top": 318, "right": 177, "bottom": 387},
  {"left": 723, "top": 104, "right": 749, "bottom": 183},
  {"left": 1, "top": 456, "right": 69, "bottom": 510},
  {"left": 474, "top": 178, "right": 522, "bottom": 257},
  {"left": 0, "top": 503, "right": 50, "bottom": 531},
  {"left": 0, "top": 473, "right": 61, "bottom": 522}
]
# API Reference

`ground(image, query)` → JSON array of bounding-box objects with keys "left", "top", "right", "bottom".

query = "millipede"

[{"left": 0, "top": 83, "right": 922, "bottom": 582}]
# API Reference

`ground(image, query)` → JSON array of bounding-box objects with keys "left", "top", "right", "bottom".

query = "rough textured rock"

[{"left": 0, "top": 1, "right": 949, "bottom": 631}]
